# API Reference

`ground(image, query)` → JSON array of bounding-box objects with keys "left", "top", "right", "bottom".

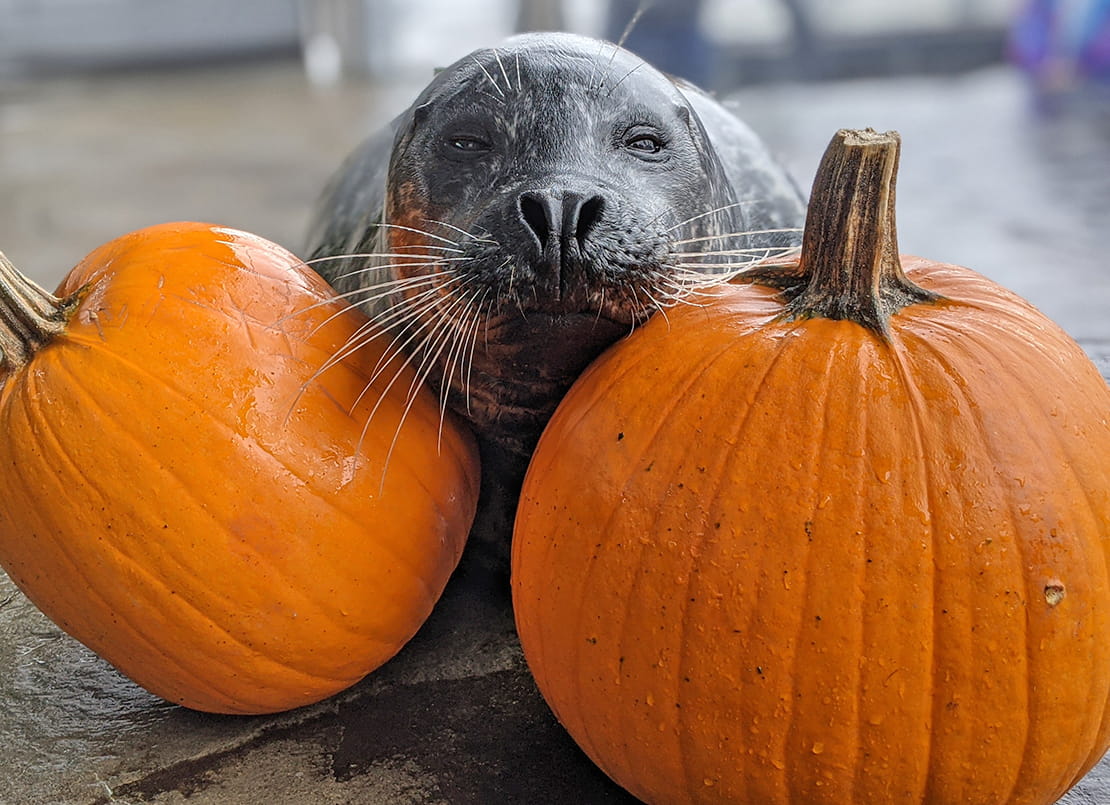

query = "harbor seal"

[{"left": 304, "top": 32, "right": 805, "bottom": 573}]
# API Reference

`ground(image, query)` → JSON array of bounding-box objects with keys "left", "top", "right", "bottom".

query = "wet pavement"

[{"left": 1, "top": 57, "right": 1109, "bottom": 804}]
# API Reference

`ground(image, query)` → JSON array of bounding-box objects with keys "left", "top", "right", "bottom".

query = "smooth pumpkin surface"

[
  {"left": 0, "top": 222, "right": 480, "bottom": 714},
  {"left": 512, "top": 131, "right": 1110, "bottom": 804}
]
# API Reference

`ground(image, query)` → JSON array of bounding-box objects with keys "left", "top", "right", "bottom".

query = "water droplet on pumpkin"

[
  {"left": 646, "top": 693, "right": 656, "bottom": 706},
  {"left": 812, "top": 742, "right": 825, "bottom": 755},
  {"left": 703, "top": 778, "right": 716, "bottom": 787}
]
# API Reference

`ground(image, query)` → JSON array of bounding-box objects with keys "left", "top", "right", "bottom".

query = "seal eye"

[
  {"left": 448, "top": 136, "right": 491, "bottom": 153},
  {"left": 627, "top": 135, "right": 662, "bottom": 153},
  {"left": 621, "top": 128, "right": 667, "bottom": 159}
]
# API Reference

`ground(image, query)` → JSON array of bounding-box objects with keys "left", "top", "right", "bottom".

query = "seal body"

[{"left": 305, "top": 33, "right": 805, "bottom": 571}]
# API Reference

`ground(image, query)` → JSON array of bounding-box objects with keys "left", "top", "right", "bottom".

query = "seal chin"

[
  {"left": 479, "top": 309, "right": 631, "bottom": 382},
  {"left": 452, "top": 309, "right": 629, "bottom": 457}
]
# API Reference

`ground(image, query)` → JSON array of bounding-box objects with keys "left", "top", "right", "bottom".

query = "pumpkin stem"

[
  {"left": 748, "top": 128, "right": 939, "bottom": 337},
  {"left": 0, "top": 251, "right": 69, "bottom": 374}
]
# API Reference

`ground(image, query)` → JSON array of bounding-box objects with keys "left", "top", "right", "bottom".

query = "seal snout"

[{"left": 517, "top": 187, "right": 605, "bottom": 298}]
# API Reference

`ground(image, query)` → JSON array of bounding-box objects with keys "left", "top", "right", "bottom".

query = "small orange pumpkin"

[
  {"left": 0, "top": 222, "right": 479, "bottom": 714},
  {"left": 513, "top": 130, "right": 1110, "bottom": 803}
]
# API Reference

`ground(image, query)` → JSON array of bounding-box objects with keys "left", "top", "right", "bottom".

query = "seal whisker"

[
  {"left": 367, "top": 271, "right": 480, "bottom": 375},
  {"left": 675, "top": 246, "right": 802, "bottom": 259},
  {"left": 286, "top": 289, "right": 436, "bottom": 426},
  {"left": 326, "top": 281, "right": 459, "bottom": 385},
  {"left": 499, "top": 256, "right": 518, "bottom": 305},
  {"left": 368, "top": 222, "right": 464, "bottom": 247},
  {"left": 401, "top": 301, "right": 462, "bottom": 451},
  {"left": 605, "top": 61, "right": 646, "bottom": 99},
  {"left": 335, "top": 259, "right": 470, "bottom": 284},
  {"left": 663, "top": 201, "right": 748, "bottom": 233},
  {"left": 478, "top": 90, "right": 506, "bottom": 107},
  {"left": 593, "top": 282, "right": 607, "bottom": 325},
  {"left": 645, "top": 268, "right": 711, "bottom": 301},
  {"left": 305, "top": 250, "right": 463, "bottom": 266},
  {"left": 643, "top": 286, "right": 672, "bottom": 326},
  {"left": 434, "top": 284, "right": 481, "bottom": 411},
  {"left": 626, "top": 285, "right": 652, "bottom": 332},
  {"left": 674, "top": 250, "right": 800, "bottom": 272},
  {"left": 349, "top": 298, "right": 462, "bottom": 458},
  {"left": 671, "top": 227, "right": 804, "bottom": 247},
  {"left": 335, "top": 272, "right": 445, "bottom": 298},
  {"left": 325, "top": 273, "right": 454, "bottom": 325},
  {"left": 302, "top": 253, "right": 393, "bottom": 268},
  {"left": 656, "top": 275, "right": 719, "bottom": 305},
  {"left": 374, "top": 290, "right": 473, "bottom": 486},
  {"left": 394, "top": 243, "right": 467, "bottom": 253},
  {"left": 675, "top": 260, "right": 775, "bottom": 272},
  {"left": 420, "top": 217, "right": 499, "bottom": 246},
  {"left": 462, "top": 288, "right": 491, "bottom": 417},
  {"left": 587, "top": 39, "right": 608, "bottom": 92},
  {"left": 341, "top": 257, "right": 468, "bottom": 278},
  {"left": 328, "top": 275, "right": 445, "bottom": 319},
  {"left": 492, "top": 47, "right": 513, "bottom": 93},
  {"left": 615, "top": 6, "right": 647, "bottom": 49},
  {"left": 435, "top": 285, "right": 486, "bottom": 448},
  {"left": 361, "top": 285, "right": 466, "bottom": 380},
  {"left": 357, "top": 306, "right": 459, "bottom": 489},
  {"left": 297, "top": 275, "right": 444, "bottom": 339},
  {"left": 472, "top": 56, "right": 506, "bottom": 99},
  {"left": 304, "top": 287, "right": 442, "bottom": 395},
  {"left": 272, "top": 271, "right": 439, "bottom": 332},
  {"left": 389, "top": 279, "right": 483, "bottom": 428},
  {"left": 675, "top": 246, "right": 799, "bottom": 265}
]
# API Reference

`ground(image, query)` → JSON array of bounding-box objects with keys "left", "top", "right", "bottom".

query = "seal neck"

[{"left": 747, "top": 128, "right": 939, "bottom": 337}]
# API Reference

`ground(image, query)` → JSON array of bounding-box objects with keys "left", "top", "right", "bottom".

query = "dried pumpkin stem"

[
  {"left": 751, "top": 128, "right": 938, "bottom": 336},
  {"left": 0, "top": 251, "right": 68, "bottom": 374}
]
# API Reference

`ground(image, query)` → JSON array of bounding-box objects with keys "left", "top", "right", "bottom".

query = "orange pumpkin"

[
  {"left": 0, "top": 222, "right": 479, "bottom": 715},
  {"left": 513, "top": 130, "right": 1110, "bottom": 803}
]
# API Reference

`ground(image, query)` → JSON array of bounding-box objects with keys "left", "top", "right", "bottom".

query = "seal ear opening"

[{"left": 412, "top": 102, "right": 434, "bottom": 127}]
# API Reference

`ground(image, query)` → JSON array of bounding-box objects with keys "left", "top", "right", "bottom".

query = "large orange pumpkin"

[
  {"left": 0, "top": 222, "right": 479, "bottom": 715},
  {"left": 513, "top": 130, "right": 1110, "bottom": 803}
]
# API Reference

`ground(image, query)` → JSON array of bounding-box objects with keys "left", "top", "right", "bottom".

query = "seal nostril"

[
  {"left": 576, "top": 196, "right": 604, "bottom": 248},
  {"left": 519, "top": 193, "right": 551, "bottom": 247}
]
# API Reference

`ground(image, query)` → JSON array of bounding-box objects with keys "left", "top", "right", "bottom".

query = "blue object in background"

[{"left": 1010, "top": 0, "right": 1110, "bottom": 87}]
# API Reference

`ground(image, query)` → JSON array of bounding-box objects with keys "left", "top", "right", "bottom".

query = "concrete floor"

[{"left": 1, "top": 56, "right": 1109, "bottom": 804}]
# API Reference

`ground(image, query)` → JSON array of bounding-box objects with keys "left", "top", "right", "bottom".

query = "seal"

[{"left": 304, "top": 32, "right": 805, "bottom": 571}]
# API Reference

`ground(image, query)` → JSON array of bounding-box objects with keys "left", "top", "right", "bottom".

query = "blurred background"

[{"left": 0, "top": 0, "right": 1107, "bottom": 363}]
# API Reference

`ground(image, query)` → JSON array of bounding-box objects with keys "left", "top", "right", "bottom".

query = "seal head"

[{"left": 307, "top": 33, "right": 804, "bottom": 462}]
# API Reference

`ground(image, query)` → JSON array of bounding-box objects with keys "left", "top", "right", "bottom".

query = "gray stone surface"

[{"left": 1, "top": 57, "right": 1108, "bottom": 804}]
